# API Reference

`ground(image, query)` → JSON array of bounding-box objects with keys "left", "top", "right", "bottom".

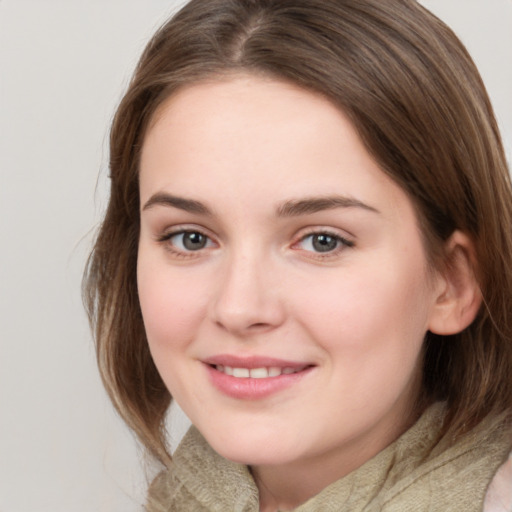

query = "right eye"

[
  {"left": 160, "top": 230, "right": 215, "bottom": 253},
  {"left": 298, "top": 233, "right": 344, "bottom": 253}
]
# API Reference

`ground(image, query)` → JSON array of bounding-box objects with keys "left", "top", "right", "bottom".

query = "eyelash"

[
  {"left": 157, "top": 228, "right": 216, "bottom": 258},
  {"left": 293, "top": 230, "right": 354, "bottom": 259},
  {"left": 156, "top": 227, "right": 354, "bottom": 259}
]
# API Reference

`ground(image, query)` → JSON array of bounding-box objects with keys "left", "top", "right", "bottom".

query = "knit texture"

[{"left": 147, "top": 404, "right": 512, "bottom": 511}]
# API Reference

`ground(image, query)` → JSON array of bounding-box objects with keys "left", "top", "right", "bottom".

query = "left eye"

[
  {"left": 168, "top": 231, "right": 214, "bottom": 251},
  {"left": 298, "top": 233, "right": 348, "bottom": 253}
]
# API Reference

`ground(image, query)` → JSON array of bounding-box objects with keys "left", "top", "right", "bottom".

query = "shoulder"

[
  {"left": 484, "top": 451, "right": 512, "bottom": 512},
  {"left": 378, "top": 407, "right": 512, "bottom": 511},
  {"left": 146, "top": 467, "right": 209, "bottom": 512},
  {"left": 145, "top": 427, "right": 211, "bottom": 512},
  {"left": 146, "top": 426, "right": 259, "bottom": 512}
]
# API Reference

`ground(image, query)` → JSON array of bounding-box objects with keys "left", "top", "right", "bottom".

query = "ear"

[{"left": 428, "top": 231, "right": 482, "bottom": 335}]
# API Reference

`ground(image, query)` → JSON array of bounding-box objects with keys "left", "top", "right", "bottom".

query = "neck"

[
  {"left": 252, "top": 454, "right": 354, "bottom": 511},
  {"left": 251, "top": 403, "right": 423, "bottom": 511},
  {"left": 251, "top": 439, "right": 386, "bottom": 511}
]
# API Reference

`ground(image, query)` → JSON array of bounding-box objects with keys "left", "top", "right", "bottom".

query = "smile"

[
  {"left": 213, "top": 365, "right": 308, "bottom": 378},
  {"left": 203, "top": 357, "right": 315, "bottom": 400}
]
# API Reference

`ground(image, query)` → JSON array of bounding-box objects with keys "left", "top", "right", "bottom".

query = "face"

[{"left": 137, "top": 75, "right": 443, "bottom": 478}]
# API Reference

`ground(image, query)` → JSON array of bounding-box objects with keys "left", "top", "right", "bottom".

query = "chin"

[{"left": 204, "top": 427, "right": 297, "bottom": 466}]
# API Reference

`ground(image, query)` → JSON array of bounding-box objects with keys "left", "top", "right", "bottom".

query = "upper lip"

[{"left": 202, "top": 354, "right": 313, "bottom": 369}]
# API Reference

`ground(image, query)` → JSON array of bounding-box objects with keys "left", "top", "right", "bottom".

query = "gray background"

[{"left": 1, "top": 1, "right": 511, "bottom": 511}]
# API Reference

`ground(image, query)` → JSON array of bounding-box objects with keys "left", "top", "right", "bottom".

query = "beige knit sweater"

[{"left": 147, "top": 404, "right": 511, "bottom": 511}]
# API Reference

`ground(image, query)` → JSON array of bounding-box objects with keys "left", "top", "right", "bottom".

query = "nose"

[{"left": 210, "top": 250, "right": 286, "bottom": 336}]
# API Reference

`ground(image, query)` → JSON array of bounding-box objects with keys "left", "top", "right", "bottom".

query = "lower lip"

[{"left": 205, "top": 364, "right": 314, "bottom": 400}]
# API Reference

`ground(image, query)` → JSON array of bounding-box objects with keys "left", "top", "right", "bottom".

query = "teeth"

[
  {"left": 268, "top": 367, "right": 281, "bottom": 377},
  {"left": 250, "top": 368, "right": 269, "bottom": 379},
  {"left": 215, "top": 365, "right": 305, "bottom": 378},
  {"left": 232, "top": 368, "right": 250, "bottom": 378}
]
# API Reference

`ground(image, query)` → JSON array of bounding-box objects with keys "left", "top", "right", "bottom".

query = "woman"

[{"left": 84, "top": 0, "right": 512, "bottom": 510}]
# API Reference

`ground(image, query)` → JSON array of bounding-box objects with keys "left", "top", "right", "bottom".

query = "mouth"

[
  {"left": 203, "top": 355, "right": 315, "bottom": 399},
  {"left": 211, "top": 364, "right": 310, "bottom": 378}
]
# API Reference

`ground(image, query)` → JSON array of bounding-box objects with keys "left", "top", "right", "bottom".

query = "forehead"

[
  {"left": 144, "top": 74, "right": 349, "bottom": 166},
  {"left": 139, "top": 74, "right": 414, "bottom": 222}
]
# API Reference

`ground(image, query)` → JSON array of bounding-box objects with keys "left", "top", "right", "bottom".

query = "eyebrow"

[
  {"left": 276, "top": 196, "right": 379, "bottom": 217},
  {"left": 142, "top": 192, "right": 379, "bottom": 217},
  {"left": 142, "top": 192, "right": 212, "bottom": 215}
]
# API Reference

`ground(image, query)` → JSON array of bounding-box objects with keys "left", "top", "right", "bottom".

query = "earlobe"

[{"left": 428, "top": 231, "right": 482, "bottom": 336}]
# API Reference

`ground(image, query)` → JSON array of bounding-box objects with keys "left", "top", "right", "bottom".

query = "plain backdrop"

[{"left": 1, "top": 1, "right": 511, "bottom": 511}]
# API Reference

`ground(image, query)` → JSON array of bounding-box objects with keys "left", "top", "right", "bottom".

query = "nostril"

[
  {"left": 211, "top": 284, "right": 286, "bottom": 333},
  {"left": 249, "top": 322, "right": 271, "bottom": 330}
]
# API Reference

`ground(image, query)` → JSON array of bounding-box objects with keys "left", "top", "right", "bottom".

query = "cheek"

[
  {"left": 291, "top": 258, "right": 432, "bottom": 358},
  {"left": 291, "top": 266, "right": 431, "bottom": 420},
  {"left": 136, "top": 255, "right": 210, "bottom": 351}
]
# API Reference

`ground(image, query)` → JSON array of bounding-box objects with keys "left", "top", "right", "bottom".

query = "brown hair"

[{"left": 84, "top": 0, "right": 512, "bottom": 465}]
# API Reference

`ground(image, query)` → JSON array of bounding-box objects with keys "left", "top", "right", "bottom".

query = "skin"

[{"left": 137, "top": 75, "right": 451, "bottom": 511}]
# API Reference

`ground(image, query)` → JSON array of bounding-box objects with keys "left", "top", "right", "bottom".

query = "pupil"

[
  {"left": 183, "top": 232, "right": 206, "bottom": 250},
  {"left": 312, "top": 234, "right": 337, "bottom": 252}
]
